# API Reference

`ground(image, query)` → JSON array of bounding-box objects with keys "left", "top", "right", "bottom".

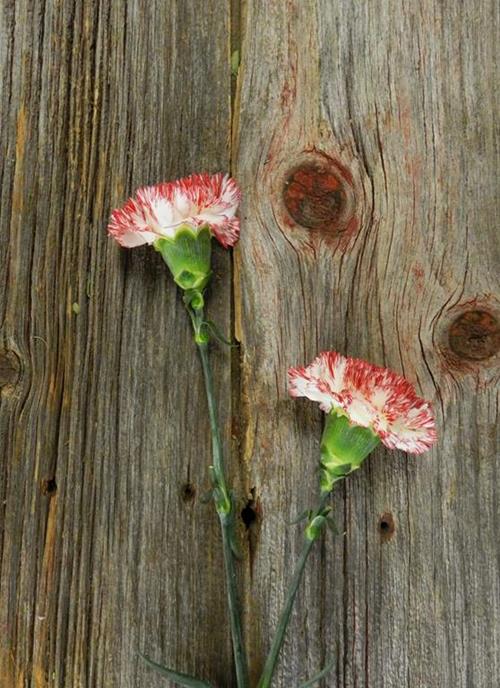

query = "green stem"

[
  {"left": 219, "top": 511, "right": 249, "bottom": 688},
  {"left": 257, "top": 491, "right": 332, "bottom": 688},
  {"left": 197, "top": 341, "right": 231, "bottom": 509},
  {"left": 190, "top": 305, "right": 249, "bottom": 688}
]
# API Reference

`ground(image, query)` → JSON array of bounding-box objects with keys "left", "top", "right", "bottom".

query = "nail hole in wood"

[
  {"left": 241, "top": 488, "right": 258, "bottom": 529},
  {"left": 379, "top": 512, "right": 395, "bottom": 542},
  {"left": 241, "top": 503, "right": 257, "bottom": 529},
  {"left": 180, "top": 482, "right": 196, "bottom": 502},
  {"left": 41, "top": 478, "right": 57, "bottom": 496},
  {"left": 448, "top": 310, "right": 500, "bottom": 361}
]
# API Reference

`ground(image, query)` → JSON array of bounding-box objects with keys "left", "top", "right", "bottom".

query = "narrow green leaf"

[
  {"left": 208, "top": 465, "right": 217, "bottom": 486},
  {"left": 297, "top": 657, "right": 335, "bottom": 687},
  {"left": 288, "top": 509, "right": 311, "bottom": 525},
  {"left": 228, "top": 522, "right": 243, "bottom": 559},
  {"left": 204, "top": 320, "right": 238, "bottom": 347},
  {"left": 325, "top": 517, "right": 339, "bottom": 536},
  {"left": 140, "top": 655, "right": 214, "bottom": 688}
]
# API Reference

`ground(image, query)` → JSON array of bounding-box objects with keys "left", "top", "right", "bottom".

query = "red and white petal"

[
  {"left": 288, "top": 352, "right": 348, "bottom": 413},
  {"left": 210, "top": 217, "right": 240, "bottom": 248},
  {"left": 288, "top": 350, "right": 437, "bottom": 455},
  {"left": 377, "top": 402, "right": 437, "bottom": 453},
  {"left": 191, "top": 173, "right": 241, "bottom": 246},
  {"left": 107, "top": 198, "right": 160, "bottom": 246},
  {"left": 107, "top": 172, "right": 241, "bottom": 249},
  {"left": 343, "top": 392, "right": 378, "bottom": 429},
  {"left": 289, "top": 367, "right": 340, "bottom": 413},
  {"left": 108, "top": 227, "right": 156, "bottom": 247}
]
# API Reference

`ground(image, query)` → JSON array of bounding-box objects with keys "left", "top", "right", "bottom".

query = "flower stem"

[
  {"left": 257, "top": 491, "right": 332, "bottom": 688},
  {"left": 197, "top": 341, "right": 231, "bottom": 510},
  {"left": 190, "top": 305, "right": 249, "bottom": 688}
]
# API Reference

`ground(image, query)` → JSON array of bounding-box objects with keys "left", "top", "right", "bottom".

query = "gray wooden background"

[{"left": 1, "top": 1, "right": 499, "bottom": 687}]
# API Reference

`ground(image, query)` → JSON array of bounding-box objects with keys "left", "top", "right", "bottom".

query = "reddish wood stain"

[
  {"left": 283, "top": 158, "right": 355, "bottom": 236},
  {"left": 412, "top": 263, "right": 425, "bottom": 292}
]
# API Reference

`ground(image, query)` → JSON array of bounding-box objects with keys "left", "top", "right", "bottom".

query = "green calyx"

[
  {"left": 154, "top": 225, "right": 212, "bottom": 292},
  {"left": 319, "top": 410, "right": 380, "bottom": 492},
  {"left": 305, "top": 513, "right": 327, "bottom": 541}
]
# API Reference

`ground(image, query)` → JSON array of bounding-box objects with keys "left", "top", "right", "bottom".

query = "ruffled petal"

[
  {"left": 289, "top": 351, "right": 437, "bottom": 455},
  {"left": 107, "top": 173, "right": 241, "bottom": 248}
]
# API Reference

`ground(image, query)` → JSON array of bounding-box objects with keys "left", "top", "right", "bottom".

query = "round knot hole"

[
  {"left": 283, "top": 159, "right": 354, "bottom": 233},
  {"left": 448, "top": 310, "right": 500, "bottom": 361}
]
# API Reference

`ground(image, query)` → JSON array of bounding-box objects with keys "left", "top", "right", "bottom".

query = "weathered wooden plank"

[
  {"left": 0, "top": 2, "right": 236, "bottom": 687},
  {"left": 234, "top": 1, "right": 499, "bottom": 687},
  {"left": 2, "top": 1, "right": 499, "bottom": 687}
]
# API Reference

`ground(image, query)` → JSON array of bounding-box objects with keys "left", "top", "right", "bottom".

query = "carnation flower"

[
  {"left": 107, "top": 172, "right": 241, "bottom": 249},
  {"left": 289, "top": 351, "right": 437, "bottom": 455},
  {"left": 107, "top": 173, "right": 241, "bottom": 294}
]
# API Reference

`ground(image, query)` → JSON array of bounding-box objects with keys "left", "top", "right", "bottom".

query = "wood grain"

[
  {"left": 1, "top": 1, "right": 499, "bottom": 687},
  {"left": 234, "top": 1, "right": 499, "bottom": 687},
  {"left": 0, "top": 2, "right": 237, "bottom": 687}
]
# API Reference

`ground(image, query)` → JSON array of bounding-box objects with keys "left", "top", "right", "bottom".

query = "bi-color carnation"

[
  {"left": 107, "top": 173, "right": 241, "bottom": 249},
  {"left": 289, "top": 351, "right": 437, "bottom": 454}
]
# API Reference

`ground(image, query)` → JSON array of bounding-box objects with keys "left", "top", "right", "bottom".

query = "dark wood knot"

[
  {"left": 379, "top": 512, "right": 395, "bottom": 543},
  {"left": 283, "top": 159, "right": 355, "bottom": 234},
  {"left": 0, "top": 349, "right": 21, "bottom": 390},
  {"left": 448, "top": 310, "right": 500, "bottom": 361}
]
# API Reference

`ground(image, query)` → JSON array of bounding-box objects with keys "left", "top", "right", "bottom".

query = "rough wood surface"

[
  {"left": 1, "top": 1, "right": 499, "bottom": 688},
  {"left": 234, "top": 1, "right": 499, "bottom": 687},
  {"left": 0, "top": 2, "right": 236, "bottom": 687}
]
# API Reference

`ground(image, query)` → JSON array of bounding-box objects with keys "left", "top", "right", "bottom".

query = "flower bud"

[
  {"left": 320, "top": 410, "right": 380, "bottom": 492},
  {"left": 154, "top": 225, "right": 212, "bottom": 292}
]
